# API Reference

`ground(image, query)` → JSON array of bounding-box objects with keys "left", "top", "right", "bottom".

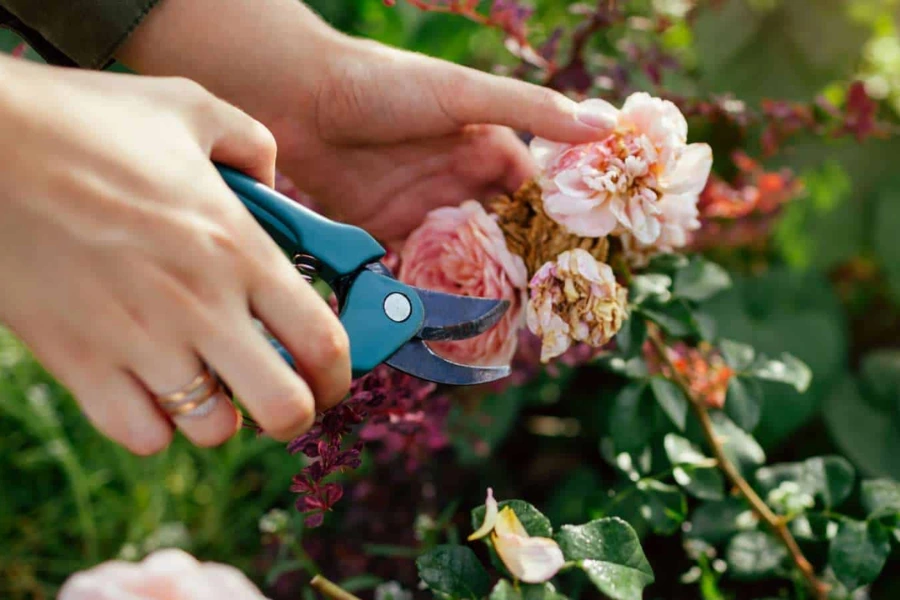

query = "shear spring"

[{"left": 292, "top": 253, "right": 320, "bottom": 283}]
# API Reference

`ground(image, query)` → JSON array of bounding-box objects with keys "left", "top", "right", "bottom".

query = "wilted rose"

[{"left": 526, "top": 249, "right": 627, "bottom": 362}]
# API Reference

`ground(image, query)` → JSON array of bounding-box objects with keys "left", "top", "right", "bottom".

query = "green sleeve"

[{"left": 0, "top": 0, "right": 161, "bottom": 69}]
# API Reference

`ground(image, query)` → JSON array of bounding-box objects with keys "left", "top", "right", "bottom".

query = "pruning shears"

[{"left": 215, "top": 164, "right": 511, "bottom": 386}]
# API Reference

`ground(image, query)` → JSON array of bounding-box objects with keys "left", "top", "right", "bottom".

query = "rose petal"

[
  {"left": 660, "top": 143, "right": 713, "bottom": 196},
  {"left": 492, "top": 532, "right": 566, "bottom": 584},
  {"left": 468, "top": 488, "right": 499, "bottom": 541},
  {"left": 530, "top": 137, "right": 571, "bottom": 170}
]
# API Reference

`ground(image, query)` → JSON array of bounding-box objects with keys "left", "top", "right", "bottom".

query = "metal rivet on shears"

[{"left": 383, "top": 292, "right": 412, "bottom": 323}]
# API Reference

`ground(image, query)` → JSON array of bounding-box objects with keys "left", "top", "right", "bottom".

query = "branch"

[
  {"left": 310, "top": 575, "right": 363, "bottom": 600},
  {"left": 648, "top": 331, "right": 829, "bottom": 600}
]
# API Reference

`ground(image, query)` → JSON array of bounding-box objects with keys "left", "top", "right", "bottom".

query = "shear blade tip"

[{"left": 385, "top": 339, "right": 511, "bottom": 385}]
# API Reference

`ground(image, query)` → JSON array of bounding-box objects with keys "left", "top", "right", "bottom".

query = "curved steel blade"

[
  {"left": 415, "top": 289, "right": 510, "bottom": 341},
  {"left": 385, "top": 339, "right": 510, "bottom": 385}
]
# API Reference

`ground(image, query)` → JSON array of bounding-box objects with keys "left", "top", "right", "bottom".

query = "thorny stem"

[
  {"left": 647, "top": 331, "right": 829, "bottom": 600},
  {"left": 310, "top": 575, "right": 363, "bottom": 600}
]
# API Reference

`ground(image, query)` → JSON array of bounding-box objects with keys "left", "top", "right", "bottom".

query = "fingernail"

[{"left": 575, "top": 101, "right": 616, "bottom": 131}]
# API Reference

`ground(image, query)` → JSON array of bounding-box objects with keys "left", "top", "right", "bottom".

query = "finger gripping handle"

[
  {"left": 215, "top": 164, "right": 386, "bottom": 281},
  {"left": 266, "top": 270, "right": 425, "bottom": 379}
]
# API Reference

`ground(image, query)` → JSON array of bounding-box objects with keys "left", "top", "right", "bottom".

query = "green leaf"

[
  {"left": 673, "top": 258, "right": 732, "bottom": 302},
  {"left": 709, "top": 412, "right": 765, "bottom": 475},
  {"left": 604, "top": 356, "right": 650, "bottom": 379},
  {"left": 416, "top": 546, "right": 491, "bottom": 599},
  {"left": 637, "top": 480, "right": 687, "bottom": 534},
  {"left": 824, "top": 376, "right": 900, "bottom": 481},
  {"left": 555, "top": 518, "right": 654, "bottom": 600},
  {"left": 724, "top": 376, "right": 762, "bottom": 432},
  {"left": 748, "top": 353, "right": 812, "bottom": 393},
  {"left": 639, "top": 302, "right": 697, "bottom": 338},
  {"left": 471, "top": 500, "right": 552, "bottom": 539},
  {"left": 828, "top": 520, "right": 891, "bottom": 591},
  {"left": 609, "top": 382, "right": 654, "bottom": 453},
  {"left": 489, "top": 580, "right": 567, "bottom": 600},
  {"left": 719, "top": 339, "right": 756, "bottom": 371},
  {"left": 859, "top": 350, "right": 900, "bottom": 412},
  {"left": 687, "top": 498, "right": 757, "bottom": 545},
  {"left": 861, "top": 479, "right": 900, "bottom": 520},
  {"left": 615, "top": 316, "right": 647, "bottom": 359},
  {"left": 725, "top": 531, "right": 788, "bottom": 580},
  {"left": 873, "top": 176, "right": 900, "bottom": 302},
  {"left": 650, "top": 377, "right": 688, "bottom": 431},
  {"left": 703, "top": 267, "right": 847, "bottom": 447},
  {"left": 630, "top": 274, "right": 672, "bottom": 305},
  {"left": 664, "top": 434, "right": 725, "bottom": 501},
  {"left": 755, "top": 456, "right": 855, "bottom": 510}
]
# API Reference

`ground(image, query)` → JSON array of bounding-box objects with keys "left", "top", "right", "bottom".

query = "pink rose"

[
  {"left": 399, "top": 201, "right": 528, "bottom": 366},
  {"left": 526, "top": 249, "right": 627, "bottom": 362},
  {"left": 530, "top": 92, "right": 712, "bottom": 246}
]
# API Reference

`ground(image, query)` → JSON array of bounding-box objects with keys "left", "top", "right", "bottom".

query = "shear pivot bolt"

[{"left": 383, "top": 293, "right": 412, "bottom": 323}]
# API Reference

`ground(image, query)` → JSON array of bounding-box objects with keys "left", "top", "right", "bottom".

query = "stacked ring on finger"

[{"left": 153, "top": 366, "right": 223, "bottom": 419}]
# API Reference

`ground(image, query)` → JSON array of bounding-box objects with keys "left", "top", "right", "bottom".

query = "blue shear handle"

[
  {"left": 215, "top": 163, "right": 424, "bottom": 379},
  {"left": 270, "top": 270, "right": 425, "bottom": 379},
  {"left": 215, "top": 164, "right": 386, "bottom": 281}
]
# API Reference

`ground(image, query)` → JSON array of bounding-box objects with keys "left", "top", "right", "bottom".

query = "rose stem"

[
  {"left": 309, "top": 575, "right": 363, "bottom": 600},
  {"left": 648, "top": 331, "right": 829, "bottom": 600}
]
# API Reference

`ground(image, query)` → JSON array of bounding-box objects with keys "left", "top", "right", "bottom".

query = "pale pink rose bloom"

[
  {"left": 399, "top": 201, "right": 528, "bottom": 366},
  {"left": 618, "top": 191, "right": 702, "bottom": 267},
  {"left": 469, "top": 488, "right": 565, "bottom": 584},
  {"left": 530, "top": 92, "right": 712, "bottom": 246},
  {"left": 59, "top": 549, "right": 267, "bottom": 600},
  {"left": 526, "top": 249, "right": 628, "bottom": 362}
]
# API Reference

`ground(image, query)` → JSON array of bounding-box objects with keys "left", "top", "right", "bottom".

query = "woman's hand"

[
  {"left": 116, "top": 0, "right": 615, "bottom": 244},
  {"left": 0, "top": 55, "right": 351, "bottom": 454},
  {"left": 58, "top": 549, "right": 268, "bottom": 600}
]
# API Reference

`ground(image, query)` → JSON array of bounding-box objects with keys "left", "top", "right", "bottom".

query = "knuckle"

[
  {"left": 126, "top": 426, "right": 173, "bottom": 457},
  {"left": 536, "top": 86, "right": 570, "bottom": 114},
  {"left": 259, "top": 389, "right": 315, "bottom": 441},
  {"left": 315, "top": 324, "right": 350, "bottom": 367},
  {"left": 191, "top": 422, "right": 238, "bottom": 449},
  {"left": 247, "top": 120, "right": 278, "bottom": 160}
]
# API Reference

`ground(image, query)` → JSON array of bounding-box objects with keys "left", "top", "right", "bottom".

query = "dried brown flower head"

[{"left": 489, "top": 180, "right": 610, "bottom": 278}]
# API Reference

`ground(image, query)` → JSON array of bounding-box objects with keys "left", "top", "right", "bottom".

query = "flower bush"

[{"left": 262, "top": 3, "right": 900, "bottom": 600}]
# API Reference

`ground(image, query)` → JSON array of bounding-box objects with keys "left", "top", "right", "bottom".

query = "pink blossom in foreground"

[
  {"left": 399, "top": 201, "right": 528, "bottom": 366},
  {"left": 526, "top": 249, "right": 627, "bottom": 362},
  {"left": 530, "top": 92, "right": 712, "bottom": 246}
]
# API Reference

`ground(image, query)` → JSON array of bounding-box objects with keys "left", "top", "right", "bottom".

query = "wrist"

[{"left": 117, "top": 0, "right": 346, "bottom": 134}]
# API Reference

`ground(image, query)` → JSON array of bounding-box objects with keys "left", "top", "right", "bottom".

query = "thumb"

[{"left": 441, "top": 64, "right": 618, "bottom": 143}]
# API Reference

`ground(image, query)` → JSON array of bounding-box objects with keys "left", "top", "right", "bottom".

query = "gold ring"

[{"left": 154, "top": 366, "right": 222, "bottom": 418}]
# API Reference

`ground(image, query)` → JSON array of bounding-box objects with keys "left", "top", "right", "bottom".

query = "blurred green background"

[{"left": 2, "top": 0, "right": 900, "bottom": 598}]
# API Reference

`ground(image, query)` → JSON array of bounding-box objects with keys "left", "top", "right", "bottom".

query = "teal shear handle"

[{"left": 215, "top": 164, "right": 425, "bottom": 379}]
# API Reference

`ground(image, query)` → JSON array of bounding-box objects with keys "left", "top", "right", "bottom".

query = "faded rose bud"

[{"left": 526, "top": 249, "right": 628, "bottom": 362}]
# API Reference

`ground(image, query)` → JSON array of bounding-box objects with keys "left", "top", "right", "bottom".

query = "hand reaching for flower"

[{"left": 117, "top": 0, "right": 618, "bottom": 244}]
